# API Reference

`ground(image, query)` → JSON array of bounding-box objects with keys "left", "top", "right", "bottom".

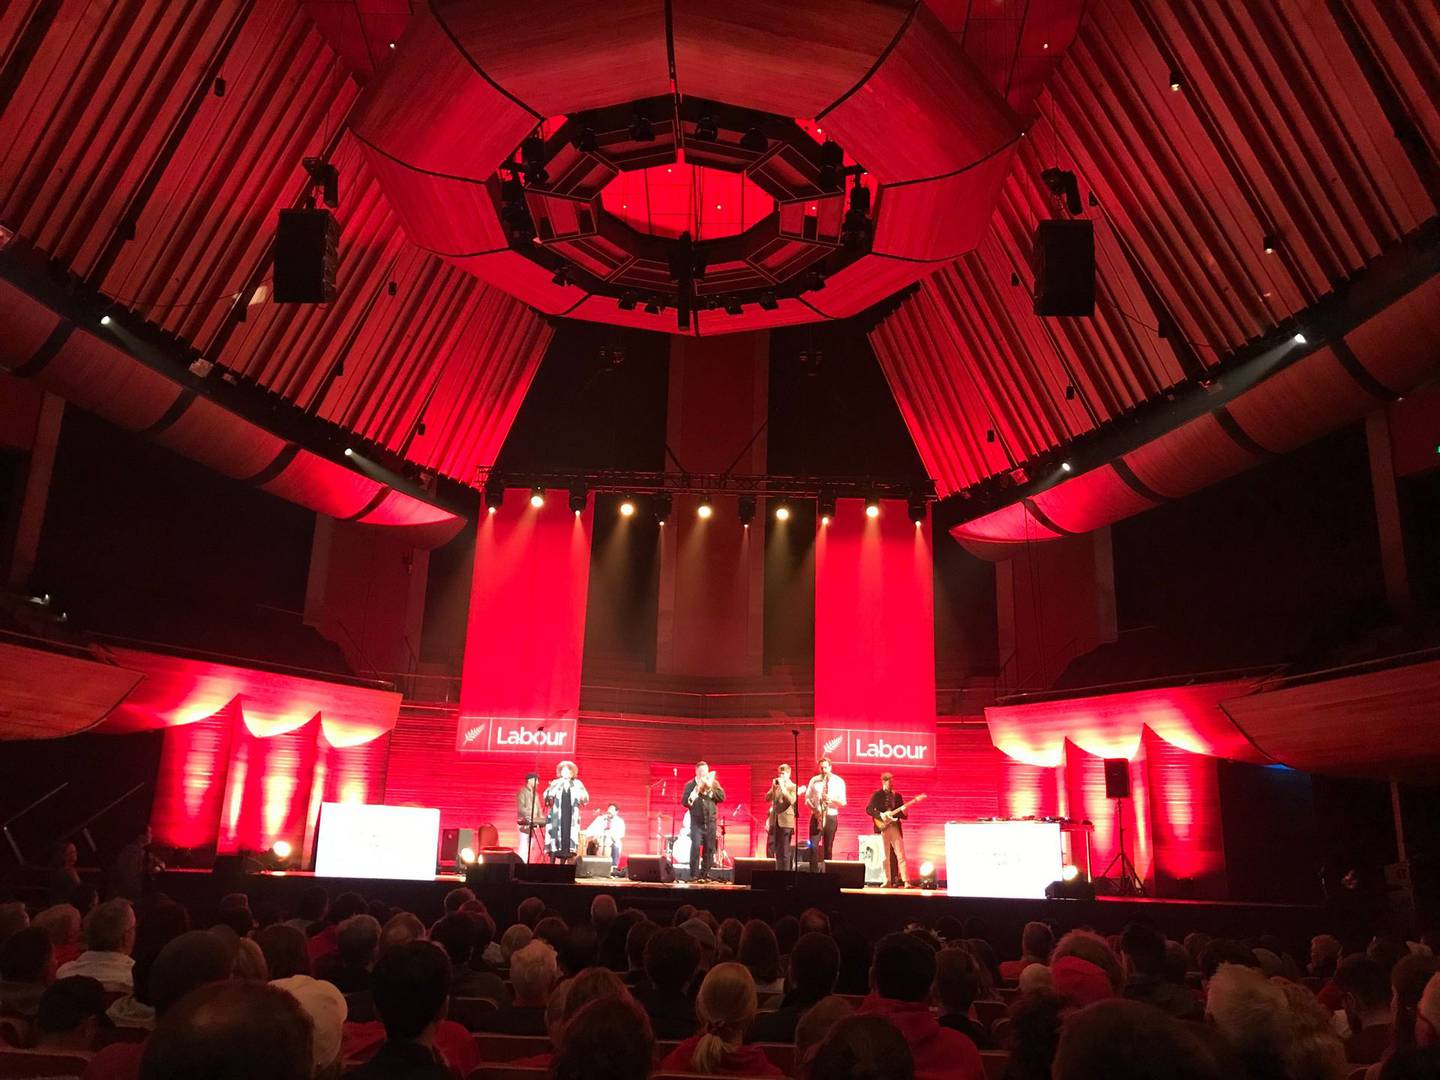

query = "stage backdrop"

[
  {"left": 814, "top": 498, "right": 936, "bottom": 769},
  {"left": 456, "top": 489, "right": 592, "bottom": 759}
]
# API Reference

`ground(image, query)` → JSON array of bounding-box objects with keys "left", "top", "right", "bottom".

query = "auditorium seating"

[{"left": 0, "top": 1050, "right": 90, "bottom": 1078}]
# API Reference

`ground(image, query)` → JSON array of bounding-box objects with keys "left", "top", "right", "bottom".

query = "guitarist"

[
  {"left": 804, "top": 756, "right": 847, "bottom": 872},
  {"left": 865, "top": 772, "right": 910, "bottom": 888}
]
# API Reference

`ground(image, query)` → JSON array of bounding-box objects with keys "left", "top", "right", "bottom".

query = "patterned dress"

[{"left": 543, "top": 777, "right": 589, "bottom": 858}]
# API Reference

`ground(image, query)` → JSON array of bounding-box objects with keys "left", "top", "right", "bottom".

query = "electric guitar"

[{"left": 871, "top": 792, "right": 927, "bottom": 830}]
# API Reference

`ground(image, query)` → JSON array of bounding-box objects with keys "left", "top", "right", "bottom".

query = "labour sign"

[
  {"left": 456, "top": 716, "right": 579, "bottom": 755},
  {"left": 814, "top": 727, "right": 936, "bottom": 769}
]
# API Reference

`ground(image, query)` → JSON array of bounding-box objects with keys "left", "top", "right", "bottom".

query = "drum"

[{"left": 671, "top": 831, "right": 691, "bottom": 867}]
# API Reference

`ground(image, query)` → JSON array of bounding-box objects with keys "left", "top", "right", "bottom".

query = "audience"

[
  {"left": 1338, "top": 954, "right": 1396, "bottom": 1064},
  {"left": 794, "top": 995, "right": 856, "bottom": 1073},
  {"left": 1310, "top": 934, "right": 1343, "bottom": 980},
  {"left": 934, "top": 946, "right": 993, "bottom": 1048},
  {"left": 499, "top": 922, "right": 534, "bottom": 963},
  {"left": 315, "top": 913, "right": 380, "bottom": 993},
  {"left": 1119, "top": 922, "right": 1201, "bottom": 1019},
  {"left": 258, "top": 923, "right": 312, "bottom": 981},
  {"left": 658, "top": 962, "right": 782, "bottom": 1076},
  {"left": 32, "top": 904, "right": 84, "bottom": 966},
  {"left": 271, "top": 973, "right": 347, "bottom": 1077},
  {"left": 1004, "top": 989, "right": 1067, "bottom": 1080},
  {"left": 31, "top": 975, "right": 108, "bottom": 1056},
  {"left": 517, "top": 896, "right": 545, "bottom": 928},
  {"left": 999, "top": 921, "right": 1053, "bottom": 982},
  {"left": 739, "top": 919, "right": 784, "bottom": 995},
  {"left": 347, "top": 941, "right": 453, "bottom": 1079},
  {"left": 482, "top": 938, "right": 555, "bottom": 1035},
  {"left": 0, "top": 901, "right": 30, "bottom": 946},
  {"left": 749, "top": 931, "right": 840, "bottom": 1044},
  {"left": 307, "top": 892, "right": 367, "bottom": 964},
  {"left": 286, "top": 887, "right": 330, "bottom": 934},
  {"left": 809, "top": 1013, "right": 916, "bottom": 1080},
  {"left": 379, "top": 912, "right": 427, "bottom": 951},
  {"left": 638, "top": 926, "right": 702, "bottom": 1039},
  {"left": 138, "top": 980, "right": 313, "bottom": 1080},
  {"left": 0, "top": 926, "right": 54, "bottom": 1019},
  {"left": 58, "top": 898, "right": 136, "bottom": 992},
  {"left": 1379, "top": 954, "right": 1440, "bottom": 1074},
  {"left": 1053, "top": 999, "right": 1223, "bottom": 1080},
  {"left": 431, "top": 912, "right": 506, "bottom": 1004},
  {"left": 591, "top": 894, "right": 619, "bottom": 939},
  {"left": 624, "top": 919, "right": 659, "bottom": 987},
  {"left": 856, "top": 932, "right": 984, "bottom": 1080},
  {"left": 551, "top": 996, "right": 655, "bottom": 1080}
]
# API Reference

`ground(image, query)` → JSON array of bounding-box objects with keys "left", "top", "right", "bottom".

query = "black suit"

[{"left": 683, "top": 776, "right": 725, "bottom": 878}]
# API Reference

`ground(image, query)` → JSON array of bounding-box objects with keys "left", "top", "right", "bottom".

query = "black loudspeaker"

[
  {"left": 752, "top": 870, "right": 840, "bottom": 896},
  {"left": 732, "top": 857, "right": 775, "bottom": 887},
  {"left": 466, "top": 861, "right": 516, "bottom": 886},
  {"left": 576, "top": 856, "right": 613, "bottom": 879},
  {"left": 1103, "top": 758, "right": 1131, "bottom": 800},
  {"left": 274, "top": 208, "right": 339, "bottom": 303},
  {"left": 1032, "top": 219, "right": 1094, "bottom": 316},
  {"left": 1045, "top": 878, "right": 1097, "bottom": 900},
  {"left": 626, "top": 855, "right": 674, "bottom": 883},
  {"left": 210, "top": 854, "right": 251, "bottom": 879},
  {"left": 823, "top": 860, "right": 868, "bottom": 889},
  {"left": 516, "top": 863, "right": 576, "bottom": 884},
  {"left": 438, "top": 828, "right": 476, "bottom": 867}
]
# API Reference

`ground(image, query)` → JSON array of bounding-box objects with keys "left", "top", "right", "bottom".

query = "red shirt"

[
  {"left": 855, "top": 994, "right": 984, "bottom": 1080},
  {"left": 82, "top": 1041, "right": 144, "bottom": 1080},
  {"left": 659, "top": 1033, "right": 785, "bottom": 1077}
]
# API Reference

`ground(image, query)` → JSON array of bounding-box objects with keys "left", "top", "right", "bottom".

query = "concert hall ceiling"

[{"left": 0, "top": 1, "right": 1436, "bottom": 545}]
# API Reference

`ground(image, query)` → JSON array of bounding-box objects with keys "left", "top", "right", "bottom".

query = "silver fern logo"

[
  {"left": 822, "top": 734, "right": 844, "bottom": 755},
  {"left": 463, "top": 722, "right": 487, "bottom": 746}
]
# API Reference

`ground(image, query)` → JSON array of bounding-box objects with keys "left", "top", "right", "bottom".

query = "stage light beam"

[
  {"left": 529, "top": 488, "right": 545, "bottom": 508},
  {"left": 272, "top": 840, "right": 292, "bottom": 860},
  {"left": 865, "top": 499, "right": 880, "bottom": 518}
]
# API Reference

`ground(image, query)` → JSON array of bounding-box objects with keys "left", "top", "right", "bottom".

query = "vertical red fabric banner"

[
  {"left": 150, "top": 704, "right": 236, "bottom": 852},
  {"left": 457, "top": 490, "right": 592, "bottom": 761},
  {"left": 814, "top": 499, "right": 936, "bottom": 770}
]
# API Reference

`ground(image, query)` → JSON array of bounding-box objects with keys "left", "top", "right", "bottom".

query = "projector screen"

[
  {"left": 944, "top": 820, "right": 1062, "bottom": 898},
  {"left": 315, "top": 803, "right": 440, "bottom": 881}
]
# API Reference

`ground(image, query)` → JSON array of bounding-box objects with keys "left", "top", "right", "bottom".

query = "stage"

[{"left": 157, "top": 868, "right": 1327, "bottom": 957}]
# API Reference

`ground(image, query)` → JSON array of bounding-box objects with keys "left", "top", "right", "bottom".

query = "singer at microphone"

[{"left": 765, "top": 762, "right": 797, "bottom": 871}]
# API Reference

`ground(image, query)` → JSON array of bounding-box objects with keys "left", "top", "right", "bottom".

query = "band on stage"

[{"left": 512, "top": 755, "right": 917, "bottom": 886}]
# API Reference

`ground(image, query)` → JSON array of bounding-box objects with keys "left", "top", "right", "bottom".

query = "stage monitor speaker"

[
  {"left": 823, "top": 860, "right": 867, "bottom": 889},
  {"left": 732, "top": 857, "right": 775, "bottom": 887},
  {"left": 1032, "top": 219, "right": 1094, "bottom": 317},
  {"left": 466, "top": 861, "right": 516, "bottom": 887},
  {"left": 480, "top": 848, "right": 520, "bottom": 864},
  {"left": 627, "top": 855, "right": 673, "bottom": 883},
  {"left": 274, "top": 208, "right": 339, "bottom": 303},
  {"left": 576, "top": 856, "right": 612, "bottom": 879},
  {"left": 752, "top": 870, "right": 840, "bottom": 896},
  {"left": 210, "top": 854, "right": 253, "bottom": 880},
  {"left": 439, "top": 828, "right": 476, "bottom": 867},
  {"left": 516, "top": 863, "right": 576, "bottom": 884},
  {"left": 1103, "top": 758, "right": 1132, "bottom": 800}
]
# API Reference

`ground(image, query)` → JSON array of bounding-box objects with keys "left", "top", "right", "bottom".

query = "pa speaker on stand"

[{"left": 1098, "top": 757, "right": 1144, "bottom": 896}]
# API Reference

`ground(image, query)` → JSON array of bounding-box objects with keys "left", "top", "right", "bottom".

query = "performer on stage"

[
  {"left": 804, "top": 756, "right": 846, "bottom": 871},
  {"left": 542, "top": 760, "right": 589, "bottom": 863},
  {"left": 766, "top": 763, "right": 797, "bottom": 871},
  {"left": 865, "top": 772, "right": 910, "bottom": 888},
  {"left": 585, "top": 803, "right": 626, "bottom": 870},
  {"left": 682, "top": 761, "right": 725, "bottom": 882},
  {"left": 516, "top": 772, "right": 543, "bottom": 863}
]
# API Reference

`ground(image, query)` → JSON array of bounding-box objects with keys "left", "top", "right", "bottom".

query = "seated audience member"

[
  {"left": 1371, "top": 938, "right": 1414, "bottom": 978},
  {"left": 591, "top": 895, "right": 619, "bottom": 937},
  {"left": 562, "top": 967, "right": 631, "bottom": 1021},
  {"left": 1005, "top": 990, "right": 1067, "bottom": 1080},
  {"left": 1000, "top": 921, "right": 1054, "bottom": 982},
  {"left": 286, "top": 887, "right": 329, "bottom": 935},
  {"left": 430, "top": 913, "right": 506, "bottom": 1004},
  {"left": 1051, "top": 955, "right": 1117, "bottom": 1009},
  {"left": 112, "top": 899, "right": 193, "bottom": 1030},
  {"left": 33, "top": 976, "right": 109, "bottom": 1055},
  {"left": 718, "top": 918, "right": 744, "bottom": 961},
  {"left": 1418, "top": 973, "right": 1440, "bottom": 1049},
  {"left": 271, "top": 974, "right": 347, "bottom": 1077},
  {"left": 773, "top": 916, "right": 800, "bottom": 958},
  {"left": 799, "top": 908, "right": 830, "bottom": 937},
  {"left": 1310, "top": 935, "right": 1343, "bottom": 980},
  {"left": 306, "top": 892, "right": 367, "bottom": 964},
  {"left": 1120, "top": 923, "right": 1201, "bottom": 1020},
  {"left": 83, "top": 928, "right": 234, "bottom": 1080},
  {"left": 1051, "top": 930, "right": 1123, "bottom": 995},
  {"left": 33, "top": 904, "right": 84, "bottom": 967},
  {"left": 259, "top": 923, "right": 312, "bottom": 981},
  {"left": 1380, "top": 1045, "right": 1440, "bottom": 1079},
  {"left": 138, "top": 980, "right": 312, "bottom": 1080},
  {"left": 551, "top": 996, "right": 655, "bottom": 1080},
  {"left": 1018, "top": 962, "right": 1054, "bottom": 994},
  {"left": 856, "top": 932, "right": 984, "bottom": 1080},
  {"left": 963, "top": 938, "right": 1002, "bottom": 993},
  {"left": 499, "top": 922, "right": 533, "bottom": 963},
  {"left": 739, "top": 919, "right": 784, "bottom": 995},
  {"left": 234, "top": 938, "right": 268, "bottom": 981},
  {"left": 480, "top": 938, "right": 555, "bottom": 1035},
  {"left": 681, "top": 917, "right": 719, "bottom": 975},
  {"left": 1207, "top": 961, "right": 1345, "bottom": 1080},
  {"left": 534, "top": 915, "right": 570, "bottom": 950},
  {"left": 557, "top": 924, "right": 599, "bottom": 977},
  {"left": 315, "top": 913, "right": 380, "bottom": 993},
  {"left": 599, "top": 910, "right": 646, "bottom": 973},
  {"left": 1053, "top": 999, "right": 1223, "bottom": 1080},
  {"left": 934, "top": 946, "right": 993, "bottom": 1049},
  {"left": 749, "top": 932, "right": 840, "bottom": 1045},
  {"left": 1273, "top": 977, "right": 1349, "bottom": 1080},
  {"left": 59, "top": 898, "right": 136, "bottom": 992},
  {"left": 808, "top": 1013, "right": 915, "bottom": 1080},
  {"left": 834, "top": 926, "right": 874, "bottom": 996},
  {"left": 1379, "top": 954, "right": 1440, "bottom": 1073},
  {"left": 638, "top": 927, "right": 701, "bottom": 1039},
  {"left": 0, "top": 901, "right": 30, "bottom": 947},
  {"left": 347, "top": 941, "right": 453, "bottom": 1080},
  {"left": 213, "top": 906, "right": 256, "bottom": 940},
  {"left": 658, "top": 962, "right": 783, "bottom": 1077},
  {"left": 794, "top": 995, "right": 856, "bottom": 1075},
  {"left": 672, "top": 904, "right": 697, "bottom": 927},
  {"left": 379, "top": 913, "right": 426, "bottom": 951},
  {"left": 516, "top": 896, "right": 545, "bottom": 929},
  {"left": 1184, "top": 933, "right": 1212, "bottom": 971},
  {"left": 624, "top": 919, "right": 659, "bottom": 988},
  {"left": 1197, "top": 938, "right": 1261, "bottom": 989},
  {"left": 1339, "top": 954, "right": 1396, "bottom": 1064},
  {"left": 466, "top": 911, "right": 504, "bottom": 974},
  {"left": 0, "top": 926, "right": 54, "bottom": 1019},
  {"left": 441, "top": 887, "right": 474, "bottom": 915}
]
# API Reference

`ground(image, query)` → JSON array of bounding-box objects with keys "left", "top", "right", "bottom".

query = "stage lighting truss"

[{"left": 495, "top": 96, "right": 869, "bottom": 330}]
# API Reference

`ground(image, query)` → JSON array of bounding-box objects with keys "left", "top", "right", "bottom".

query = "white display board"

[
  {"left": 944, "top": 820, "right": 1062, "bottom": 899},
  {"left": 315, "top": 803, "right": 440, "bottom": 881}
]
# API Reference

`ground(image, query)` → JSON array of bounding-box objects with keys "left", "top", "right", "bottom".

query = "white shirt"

[
  {"left": 805, "top": 773, "right": 847, "bottom": 816},
  {"left": 57, "top": 950, "right": 134, "bottom": 992},
  {"left": 585, "top": 811, "right": 626, "bottom": 841}
]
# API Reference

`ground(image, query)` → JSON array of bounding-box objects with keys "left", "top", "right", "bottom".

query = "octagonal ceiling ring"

[{"left": 351, "top": 0, "right": 1022, "bottom": 335}]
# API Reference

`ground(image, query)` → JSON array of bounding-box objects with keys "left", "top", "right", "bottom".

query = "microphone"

[
  {"left": 661, "top": 781, "right": 666, "bottom": 796},
  {"left": 672, "top": 767, "right": 678, "bottom": 777}
]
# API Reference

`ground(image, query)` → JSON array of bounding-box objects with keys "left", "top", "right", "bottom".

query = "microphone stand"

[
  {"left": 528, "top": 724, "right": 546, "bottom": 865},
  {"left": 1, "top": 783, "right": 68, "bottom": 864},
  {"left": 790, "top": 729, "right": 800, "bottom": 872}
]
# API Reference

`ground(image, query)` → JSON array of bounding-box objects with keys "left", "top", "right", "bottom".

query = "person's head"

[
  {"left": 1020, "top": 920, "right": 1054, "bottom": 962},
  {"left": 645, "top": 926, "right": 701, "bottom": 994},
  {"left": 880, "top": 772, "right": 893, "bottom": 792},
  {"left": 271, "top": 975, "right": 347, "bottom": 1076},
  {"left": 35, "top": 976, "right": 108, "bottom": 1050},
  {"left": 1206, "top": 962, "right": 1292, "bottom": 1068},
  {"left": 56, "top": 841, "right": 78, "bottom": 868},
  {"left": 371, "top": 941, "right": 450, "bottom": 1041},
  {"left": 1273, "top": 977, "right": 1348, "bottom": 1080},
  {"left": 718, "top": 917, "right": 744, "bottom": 959},
  {"left": 1419, "top": 973, "right": 1440, "bottom": 1048},
  {"left": 1119, "top": 922, "right": 1168, "bottom": 981},
  {"left": 1007, "top": 990, "right": 1066, "bottom": 1079},
  {"left": 234, "top": 938, "right": 268, "bottom": 981},
  {"left": 681, "top": 917, "right": 718, "bottom": 968},
  {"left": 140, "top": 980, "right": 312, "bottom": 1080},
  {"left": 1310, "top": 933, "right": 1342, "bottom": 977},
  {"left": 517, "top": 896, "right": 545, "bottom": 928},
  {"left": 1053, "top": 999, "right": 1223, "bottom": 1080},
  {"left": 219, "top": 892, "right": 250, "bottom": 914},
  {"left": 68, "top": 884, "right": 97, "bottom": 918},
  {"left": 1018, "top": 962, "right": 1053, "bottom": 994},
  {"left": 1052, "top": 929, "right": 1123, "bottom": 992},
  {"left": 808, "top": 1013, "right": 914, "bottom": 1080},
  {"left": 335, "top": 914, "right": 380, "bottom": 969},
  {"left": 1197, "top": 938, "right": 1261, "bottom": 984},
  {"left": 739, "top": 920, "right": 781, "bottom": 983},
  {"left": 149, "top": 930, "right": 234, "bottom": 1017},
  {"left": 625, "top": 919, "right": 658, "bottom": 973},
  {"left": 798, "top": 908, "right": 831, "bottom": 937},
  {"left": 778, "top": 763, "right": 791, "bottom": 780},
  {"left": 297, "top": 887, "right": 329, "bottom": 925},
  {"left": 0, "top": 901, "right": 28, "bottom": 947},
  {"left": 257, "top": 923, "right": 310, "bottom": 981},
  {"left": 501, "top": 922, "right": 534, "bottom": 962},
  {"left": 672, "top": 904, "right": 697, "bottom": 927},
  {"left": 443, "top": 887, "right": 475, "bottom": 914},
  {"left": 1371, "top": 936, "right": 1413, "bottom": 978},
  {"left": 430, "top": 913, "right": 477, "bottom": 966},
  {"left": 1392, "top": 954, "right": 1440, "bottom": 1052},
  {"left": 795, "top": 995, "right": 854, "bottom": 1069},
  {"left": 562, "top": 966, "right": 629, "bottom": 1025},
  {"left": 934, "top": 946, "right": 983, "bottom": 1015},
  {"left": 819, "top": 757, "right": 832, "bottom": 777},
  {"left": 214, "top": 906, "right": 255, "bottom": 938},
  {"left": 535, "top": 915, "right": 569, "bottom": 949},
  {"left": 1337, "top": 954, "right": 1393, "bottom": 1027},
  {"left": 0, "top": 926, "right": 54, "bottom": 984},
  {"left": 691, "top": 963, "right": 758, "bottom": 1071},
  {"left": 591, "top": 894, "right": 618, "bottom": 930},
  {"left": 551, "top": 996, "right": 654, "bottom": 1080},
  {"left": 33, "top": 904, "right": 82, "bottom": 949},
  {"left": 1382, "top": 1045, "right": 1440, "bottom": 1079},
  {"left": 84, "top": 898, "right": 136, "bottom": 955},
  {"left": 544, "top": 979, "right": 571, "bottom": 1043},
  {"left": 558, "top": 923, "right": 599, "bottom": 977},
  {"left": 379, "top": 911, "right": 426, "bottom": 950},
  {"left": 558, "top": 760, "right": 577, "bottom": 780},
  {"left": 607, "top": 803, "right": 618, "bottom": 815},
  {"left": 774, "top": 915, "right": 800, "bottom": 957},
  {"left": 789, "top": 932, "right": 840, "bottom": 998},
  {"left": 510, "top": 939, "right": 559, "bottom": 1006},
  {"left": 871, "top": 931, "right": 935, "bottom": 1003}
]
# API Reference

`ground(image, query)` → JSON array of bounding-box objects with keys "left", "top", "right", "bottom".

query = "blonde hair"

[{"left": 691, "top": 962, "right": 757, "bottom": 1074}]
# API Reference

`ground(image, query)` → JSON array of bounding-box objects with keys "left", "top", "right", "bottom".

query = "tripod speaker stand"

[{"left": 1098, "top": 757, "right": 1145, "bottom": 896}]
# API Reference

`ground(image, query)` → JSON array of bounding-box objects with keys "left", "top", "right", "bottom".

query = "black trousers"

[
  {"left": 772, "top": 826, "right": 794, "bottom": 871},
  {"left": 809, "top": 815, "right": 837, "bottom": 871},
  {"left": 690, "top": 825, "right": 716, "bottom": 876}
]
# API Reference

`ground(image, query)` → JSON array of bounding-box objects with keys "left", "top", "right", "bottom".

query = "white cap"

[{"left": 271, "top": 975, "right": 347, "bottom": 1072}]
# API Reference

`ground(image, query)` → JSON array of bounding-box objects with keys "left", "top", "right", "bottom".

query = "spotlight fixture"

[
  {"left": 1263, "top": 233, "right": 1278, "bottom": 255},
  {"left": 818, "top": 140, "right": 844, "bottom": 191},
  {"left": 1061, "top": 461, "right": 1073, "bottom": 472},
  {"left": 576, "top": 127, "right": 599, "bottom": 153},
  {"left": 529, "top": 488, "right": 546, "bottom": 508},
  {"left": 774, "top": 504, "right": 791, "bottom": 522},
  {"left": 865, "top": 500, "right": 880, "bottom": 519},
  {"left": 696, "top": 498, "right": 713, "bottom": 520},
  {"left": 629, "top": 114, "right": 655, "bottom": 142},
  {"left": 499, "top": 177, "right": 534, "bottom": 240},
  {"left": 1010, "top": 271, "right": 1021, "bottom": 287},
  {"left": 907, "top": 495, "right": 926, "bottom": 524},
  {"left": 694, "top": 113, "right": 718, "bottom": 141},
  {"left": 568, "top": 485, "right": 588, "bottom": 514},
  {"left": 1061, "top": 863, "right": 1080, "bottom": 883},
  {"left": 343, "top": 447, "right": 354, "bottom": 457},
  {"left": 271, "top": 839, "right": 293, "bottom": 860},
  {"left": 458, "top": 846, "right": 477, "bottom": 866},
  {"left": 804, "top": 270, "right": 826, "bottom": 292},
  {"left": 483, "top": 483, "right": 504, "bottom": 514},
  {"left": 1293, "top": 331, "right": 1307, "bottom": 345},
  {"left": 99, "top": 313, "right": 113, "bottom": 326},
  {"left": 740, "top": 126, "right": 767, "bottom": 152},
  {"left": 653, "top": 492, "right": 672, "bottom": 524},
  {"left": 738, "top": 496, "right": 757, "bottom": 527},
  {"left": 643, "top": 296, "right": 661, "bottom": 315},
  {"left": 619, "top": 496, "right": 636, "bottom": 518},
  {"left": 1064, "top": 384, "right": 1076, "bottom": 400},
  {"left": 1040, "top": 167, "right": 1083, "bottom": 216},
  {"left": 521, "top": 134, "right": 548, "bottom": 186},
  {"left": 758, "top": 291, "right": 779, "bottom": 312},
  {"left": 618, "top": 290, "right": 639, "bottom": 311},
  {"left": 817, "top": 491, "right": 836, "bottom": 524},
  {"left": 1168, "top": 69, "right": 1182, "bottom": 92},
  {"left": 918, "top": 861, "right": 938, "bottom": 890},
  {"left": 723, "top": 296, "right": 743, "bottom": 316}
]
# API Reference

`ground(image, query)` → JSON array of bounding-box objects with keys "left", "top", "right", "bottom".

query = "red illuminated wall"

[{"left": 1143, "top": 726, "right": 1227, "bottom": 897}]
